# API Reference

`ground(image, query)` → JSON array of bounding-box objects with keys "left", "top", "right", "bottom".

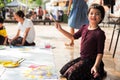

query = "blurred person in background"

[
  {"left": 38, "top": 6, "right": 43, "bottom": 20},
  {"left": 66, "top": 0, "right": 89, "bottom": 47},
  {"left": 8, "top": 10, "right": 35, "bottom": 46}
]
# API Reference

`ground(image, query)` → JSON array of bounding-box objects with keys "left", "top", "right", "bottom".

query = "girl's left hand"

[
  {"left": 91, "top": 66, "right": 99, "bottom": 78},
  {"left": 3, "top": 43, "right": 7, "bottom": 45}
]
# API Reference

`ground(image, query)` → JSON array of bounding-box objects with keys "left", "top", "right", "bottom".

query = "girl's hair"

[
  {"left": 15, "top": 10, "right": 25, "bottom": 18},
  {"left": 88, "top": 3, "right": 105, "bottom": 23},
  {"left": 0, "top": 16, "right": 4, "bottom": 23}
]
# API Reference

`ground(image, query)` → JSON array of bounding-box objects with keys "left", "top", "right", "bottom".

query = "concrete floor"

[{"left": 5, "top": 23, "right": 120, "bottom": 80}]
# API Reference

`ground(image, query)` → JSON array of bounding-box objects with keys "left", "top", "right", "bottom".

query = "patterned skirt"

[{"left": 60, "top": 57, "right": 107, "bottom": 80}]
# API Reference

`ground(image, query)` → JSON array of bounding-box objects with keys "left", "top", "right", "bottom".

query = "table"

[
  {"left": 108, "top": 17, "right": 120, "bottom": 58},
  {"left": 0, "top": 46, "right": 58, "bottom": 80}
]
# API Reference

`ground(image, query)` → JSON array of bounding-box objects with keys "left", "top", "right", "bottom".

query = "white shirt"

[
  {"left": 52, "top": 7, "right": 59, "bottom": 20},
  {"left": 18, "top": 18, "right": 35, "bottom": 43}
]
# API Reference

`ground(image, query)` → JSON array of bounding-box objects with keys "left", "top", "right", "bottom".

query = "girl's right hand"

[
  {"left": 55, "top": 22, "right": 62, "bottom": 31},
  {"left": 91, "top": 66, "right": 99, "bottom": 78}
]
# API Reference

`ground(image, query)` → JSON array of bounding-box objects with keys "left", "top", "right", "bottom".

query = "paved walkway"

[{"left": 4, "top": 23, "right": 120, "bottom": 80}]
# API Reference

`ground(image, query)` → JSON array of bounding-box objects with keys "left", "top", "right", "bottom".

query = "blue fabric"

[{"left": 68, "top": 0, "right": 89, "bottom": 29}]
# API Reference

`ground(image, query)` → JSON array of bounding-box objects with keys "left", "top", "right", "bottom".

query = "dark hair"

[
  {"left": 15, "top": 10, "right": 25, "bottom": 18},
  {"left": 0, "top": 16, "right": 4, "bottom": 23},
  {"left": 88, "top": 3, "right": 105, "bottom": 23},
  {"left": 39, "top": 6, "right": 41, "bottom": 8}
]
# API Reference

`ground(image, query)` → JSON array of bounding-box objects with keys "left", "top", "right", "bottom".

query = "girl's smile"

[{"left": 88, "top": 8, "right": 102, "bottom": 25}]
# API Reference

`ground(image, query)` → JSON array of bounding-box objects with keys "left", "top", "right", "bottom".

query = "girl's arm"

[
  {"left": 15, "top": 27, "right": 30, "bottom": 46},
  {"left": 10, "top": 29, "right": 20, "bottom": 42},
  {"left": 21, "top": 27, "right": 30, "bottom": 45},
  {"left": 67, "top": 0, "right": 72, "bottom": 16},
  {"left": 55, "top": 22, "right": 74, "bottom": 40},
  {"left": 91, "top": 53, "right": 103, "bottom": 78}
]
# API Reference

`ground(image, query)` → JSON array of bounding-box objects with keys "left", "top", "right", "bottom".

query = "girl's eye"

[
  {"left": 90, "top": 12, "right": 100, "bottom": 16},
  {"left": 90, "top": 12, "right": 94, "bottom": 15},
  {"left": 95, "top": 13, "right": 100, "bottom": 15}
]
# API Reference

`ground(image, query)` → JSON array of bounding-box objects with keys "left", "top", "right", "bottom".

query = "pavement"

[{"left": 4, "top": 22, "right": 120, "bottom": 80}]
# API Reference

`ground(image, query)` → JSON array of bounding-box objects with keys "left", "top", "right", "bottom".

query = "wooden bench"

[
  {"left": 4, "top": 19, "right": 54, "bottom": 25},
  {"left": 32, "top": 19, "right": 54, "bottom": 25},
  {"left": 4, "top": 20, "right": 17, "bottom": 23}
]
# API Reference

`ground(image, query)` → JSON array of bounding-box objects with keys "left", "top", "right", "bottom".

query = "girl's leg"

[
  {"left": 60, "top": 57, "right": 80, "bottom": 77},
  {"left": 24, "top": 41, "right": 35, "bottom": 46},
  {"left": 11, "top": 37, "right": 22, "bottom": 46},
  {"left": 70, "top": 27, "right": 74, "bottom": 45},
  {"left": 65, "top": 27, "right": 74, "bottom": 47}
]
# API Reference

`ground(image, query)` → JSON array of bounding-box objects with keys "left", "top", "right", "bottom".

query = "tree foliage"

[
  {"left": 35, "top": 0, "right": 42, "bottom": 6},
  {"left": 0, "top": 0, "right": 12, "bottom": 8},
  {"left": 0, "top": 0, "right": 43, "bottom": 8},
  {"left": 0, "top": 0, "right": 4, "bottom": 8}
]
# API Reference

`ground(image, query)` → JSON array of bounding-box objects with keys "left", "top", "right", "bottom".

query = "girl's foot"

[{"left": 65, "top": 42, "right": 74, "bottom": 47}]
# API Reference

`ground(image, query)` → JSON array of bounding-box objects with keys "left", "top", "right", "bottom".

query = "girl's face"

[
  {"left": 14, "top": 14, "right": 21, "bottom": 22},
  {"left": 88, "top": 8, "right": 102, "bottom": 25}
]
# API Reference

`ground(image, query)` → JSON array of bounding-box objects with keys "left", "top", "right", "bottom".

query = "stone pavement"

[{"left": 4, "top": 22, "right": 120, "bottom": 80}]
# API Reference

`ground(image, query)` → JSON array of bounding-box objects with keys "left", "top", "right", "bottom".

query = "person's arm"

[
  {"left": 67, "top": 0, "right": 72, "bottom": 16},
  {"left": 2, "top": 29, "right": 8, "bottom": 45},
  {"left": 3, "top": 37, "right": 8, "bottom": 45},
  {"left": 55, "top": 22, "right": 74, "bottom": 40},
  {"left": 16, "top": 27, "right": 30, "bottom": 46},
  {"left": 100, "top": 0, "right": 103, "bottom": 5},
  {"left": 9, "top": 29, "right": 20, "bottom": 43},
  {"left": 91, "top": 53, "right": 103, "bottom": 78},
  {"left": 21, "top": 27, "right": 30, "bottom": 45}
]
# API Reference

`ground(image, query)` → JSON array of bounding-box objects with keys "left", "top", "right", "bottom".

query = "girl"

[
  {"left": 9, "top": 10, "right": 35, "bottom": 46},
  {"left": 55, "top": 3, "right": 106, "bottom": 80}
]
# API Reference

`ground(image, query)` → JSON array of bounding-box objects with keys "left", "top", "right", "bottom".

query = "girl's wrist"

[{"left": 93, "top": 65, "right": 99, "bottom": 69}]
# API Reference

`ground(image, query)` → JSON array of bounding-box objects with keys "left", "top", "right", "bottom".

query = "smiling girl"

[{"left": 55, "top": 3, "right": 107, "bottom": 80}]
